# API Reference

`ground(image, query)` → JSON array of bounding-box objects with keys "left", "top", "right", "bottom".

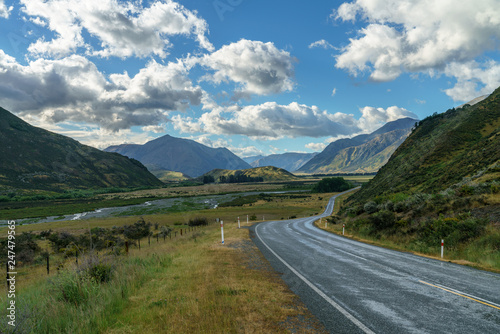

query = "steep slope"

[
  {"left": 105, "top": 135, "right": 251, "bottom": 178},
  {"left": 0, "top": 107, "right": 163, "bottom": 191},
  {"left": 250, "top": 152, "right": 318, "bottom": 172},
  {"left": 299, "top": 117, "right": 417, "bottom": 174},
  {"left": 350, "top": 88, "right": 500, "bottom": 203},
  {"left": 242, "top": 155, "right": 264, "bottom": 164},
  {"left": 200, "top": 166, "right": 299, "bottom": 182}
]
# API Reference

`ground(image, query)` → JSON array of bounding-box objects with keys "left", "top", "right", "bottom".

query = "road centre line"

[
  {"left": 255, "top": 223, "right": 375, "bottom": 334},
  {"left": 419, "top": 280, "right": 500, "bottom": 310}
]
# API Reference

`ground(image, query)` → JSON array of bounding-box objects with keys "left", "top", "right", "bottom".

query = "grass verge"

[{"left": 1, "top": 194, "right": 331, "bottom": 333}]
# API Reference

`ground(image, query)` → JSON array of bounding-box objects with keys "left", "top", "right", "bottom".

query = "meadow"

[{"left": 0, "top": 191, "right": 333, "bottom": 333}]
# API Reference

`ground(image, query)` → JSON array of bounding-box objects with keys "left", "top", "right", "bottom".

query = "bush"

[
  {"left": 368, "top": 210, "right": 396, "bottom": 230},
  {"left": 313, "top": 177, "right": 354, "bottom": 193},
  {"left": 364, "top": 201, "right": 378, "bottom": 214},
  {"left": 188, "top": 217, "right": 208, "bottom": 226}
]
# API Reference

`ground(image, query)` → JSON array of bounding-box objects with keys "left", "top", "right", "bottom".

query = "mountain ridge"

[
  {"left": 349, "top": 88, "right": 500, "bottom": 203},
  {"left": 0, "top": 107, "right": 163, "bottom": 192},
  {"left": 105, "top": 134, "right": 251, "bottom": 178},
  {"left": 299, "top": 117, "right": 418, "bottom": 174}
]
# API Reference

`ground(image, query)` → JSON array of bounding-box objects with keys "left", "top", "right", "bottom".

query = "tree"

[
  {"left": 123, "top": 218, "right": 151, "bottom": 249},
  {"left": 313, "top": 177, "right": 354, "bottom": 193}
]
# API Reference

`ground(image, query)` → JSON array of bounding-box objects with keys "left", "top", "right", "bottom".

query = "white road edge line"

[{"left": 255, "top": 223, "right": 375, "bottom": 334}]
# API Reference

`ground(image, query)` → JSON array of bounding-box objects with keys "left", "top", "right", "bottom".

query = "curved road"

[{"left": 250, "top": 190, "right": 500, "bottom": 333}]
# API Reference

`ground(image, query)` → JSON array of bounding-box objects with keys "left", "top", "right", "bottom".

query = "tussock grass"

[{"left": 1, "top": 192, "right": 331, "bottom": 333}]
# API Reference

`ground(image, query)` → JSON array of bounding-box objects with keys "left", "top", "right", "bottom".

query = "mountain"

[
  {"left": 200, "top": 166, "right": 299, "bottom": 182},
  {"left": 350, "top": 88, "right": 500, "bottom": 203},
  {"left": 249, "top": 152, "right": 318, "bottom": 172},
  {"left": 242, "top": 155, "right": 264, "bottom": 164},
  {"left": 0, "top": 107, "right": 163, "bottom": 191},
  {"left": 105, "top": 135, "right": 251, "bottom": 178},
  {"left": 144, "top": 164, "right": 190, "bottom": 182},
  {"left": 298, "top": 117, "right": 418, "bottom": 174}
]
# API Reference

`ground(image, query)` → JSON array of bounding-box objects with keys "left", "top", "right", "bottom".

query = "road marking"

[
  {"left": 255, "top": 223, "right": 375, "bottom": 334},
  {"left": 419, "top": 280, "right": 500, "bottom": 310}
]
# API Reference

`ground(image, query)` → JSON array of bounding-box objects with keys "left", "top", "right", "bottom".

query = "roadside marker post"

[
  {"left": 441, "top": 239, "right": 444, "bottom": 258},
  {"left": 343, "top": 224, "right": 345, "bottom": 235},
  {"left": 221, "top": 220, "right": 224, "bottom": 245},
  {"left": 247, "top": 215, "right": 249, "bottom": 224},
  {"left": 238, "top": 217, "right": 240, "bottom": 229}
]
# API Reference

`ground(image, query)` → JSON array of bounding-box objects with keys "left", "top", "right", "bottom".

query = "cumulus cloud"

[
  {"left": 0, "top": 0, "right": 12, "bottom": 18},
  {"left": 358, "top": 105, "right": 417, "bottom": 132},
  {"left": 334, "top": 0, "right": 500, "bottom": 82},
  {"left": 198, "top": 39, "right": 295, "bottom": 96},
  {"left": 173, "top": 102, "right": 362, "bottom": 139},
  {"left": 309, "top": 39, "right": 334, "bottom": 49},
  {"left": 0, "top": 51, "right": 203, "bottom": 131},
  {"left": 305, "top": 142, "right": 327, "bottom": 151},
  {"left": 21, "top": 0, "right": 213, "bottom": 58},
  {"left": 444, "top": 60, "right": 500, "bottom": 101}
]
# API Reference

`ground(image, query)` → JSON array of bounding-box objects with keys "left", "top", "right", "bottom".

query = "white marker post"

[
  {"left": 221, "top": 220, "right": 224, "bottom": 245},
  {"left": 247, "top": 215, "right": 249, "bottom": 225},
  {"left": 343, "top": 224, "right": 345, "bottom": 235},
  {"left": 238, "top": 217, "right": 240, "bottom": 229},
  {"left": 441, "top": 239, "right": 444, "bottom": 258},
  {"left": 325, "top": 218, "right": 327, "bottom": 229}
]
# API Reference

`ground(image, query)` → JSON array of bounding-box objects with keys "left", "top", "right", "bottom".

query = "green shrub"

[
  {"left": 364, "top": 201, "right": 378, "bottom": 214},
  {"left": 313, "top": 177, "right": 354, "bottom": 193},
  {"left": 368, "top": 210, "right": 396, "bottom": 230},
  {"left": 188, "top": 217, "right": 208, "bottom": 226}
]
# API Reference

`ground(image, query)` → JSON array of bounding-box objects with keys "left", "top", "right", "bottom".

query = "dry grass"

[
  {"left": 96, "top": 182, "right": 297, "bottom": 200},
  {"left": 1, "top": 192, "right": 332, "bottom": 333}
]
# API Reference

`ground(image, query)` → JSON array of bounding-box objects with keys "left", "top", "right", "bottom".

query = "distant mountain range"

[
  {"left": 350, "top": 88, "right": 500, "bottom": 203},
  {"left": 298, "top": 117, "right": 418, "bottom": 174},
  {"left": 246, "top": 152, "right": 318, "bottom": 172},
  {"left": 0, "top": 107, "right": 163, "bottom": 192},
  {"left": 105, "top": 135, "right": 251, "bottom": 178}
]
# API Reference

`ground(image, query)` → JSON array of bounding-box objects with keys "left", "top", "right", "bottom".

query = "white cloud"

[
  {"left": 305, "top": 142, "right": 327, "bottom": 151},
  {"left": 199, "top": 39, "right": 295, "bottom": 96},
  {"left": 332, "top": 88, "right": 337, "bottom": 96},
  {"left": 21, "top": 0, "right": 213, "bottom": 58},
  {"left": 142, "top": 125, "right": 166, "bottom": 133},
  {"left": 173, "top": 102, "right": 362, "bottom": 139},
  {"left": 309, "top": 39, "right": 334, "bottom": 49},
  {"left": 335, "top": 0, "right": 500, "bottom": 82},
  {"left": 444, "top": 60, "right": 500, "bottom": 101},
  {"left": 0, "top": 51, "right": 203, "bottom": 131},
  {"left": 0, "top": 0, "right": 13, "bottom": 18},
  {"left": 358, "top": 105, "right": 417, "bottom": 132},
  {"left": 22, "top": 118, "right": 157, "bottom": 149},
  {"left": 231, "top": 146, "right": 264, "bottom": 158}
]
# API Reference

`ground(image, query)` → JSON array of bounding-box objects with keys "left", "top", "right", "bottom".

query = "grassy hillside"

[
  {"left": 350, "top": 88, "right": 500, "bottom": 203},
  {"left": 332, "top": 88, "right": 500, "bottom": 271},
  {"left": 0, "top": 107, "right": 163, "bottom": 192},
  {"left": 200, "top": 166, "right": 300, "bottom": 183}
]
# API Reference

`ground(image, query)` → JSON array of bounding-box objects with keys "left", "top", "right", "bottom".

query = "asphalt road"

[{"left": 250, "top": 190, "right": 500, "bottom": 333}]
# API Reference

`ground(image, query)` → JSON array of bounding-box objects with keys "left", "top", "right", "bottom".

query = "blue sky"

[{"left": 0, "top": 0, "right": 499, "bottom": 157}]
